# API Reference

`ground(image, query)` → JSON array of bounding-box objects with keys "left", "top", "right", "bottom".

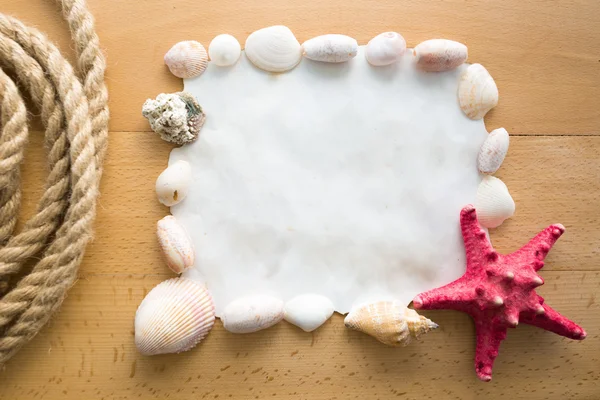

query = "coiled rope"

[{"left": 0, "top": 0, "right": 108, "bottom": 366}]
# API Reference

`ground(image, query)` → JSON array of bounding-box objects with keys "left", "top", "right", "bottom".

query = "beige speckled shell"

[
  {"left": 477, "top": 128, "right": 509, "bottom": 174},
  {"left": 164, "top": 41, "right": 208, "bottom": 79},
  {"left": 344, "top": 301, "right": 438, "bottom": 347},
  {"left": 302, "top": 34, "right": 358, "bottom": 63},
  {"left": 414, "top": 39, "right": 468, "bottom": 72},
  {"left": 135, "top": 278, "right": 215, "bottom": 355},
  {"left": 475, "top": 176, "right": 515, "bottom": 229},
  {"left": 157, "top": 215, "right": 195, "bottom": 274},
  {"left": 222, "top": 295, "right": 284, "bottom": 333},
  {"left": 458, "top": 63, "right": 499, "bottom": 120}
]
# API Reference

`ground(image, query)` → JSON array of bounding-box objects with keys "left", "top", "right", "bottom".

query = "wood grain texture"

[{"left": 0, "top": 0, "right": 599, "bottom": 399}]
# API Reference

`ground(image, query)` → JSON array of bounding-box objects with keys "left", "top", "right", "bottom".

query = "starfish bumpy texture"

[{"left": 413, "top": 205, "right": 586, "bottom": 382}]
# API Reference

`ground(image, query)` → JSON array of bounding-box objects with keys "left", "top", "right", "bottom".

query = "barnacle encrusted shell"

[
  {"left": 245, "top": 26, "right": 302, "bottom": 73},
  {"left": 474, "top": 176, "right": 515, "bottom": 228},
  {"left": 164, "top": 40, "right": 208, "bottom": 79},
  {"left": 365, "top": 32, "right": 407, "bottom": 66},
  {"left": 135, "top": 278, "right": 215, "bottom": 355},
  {"left": 344, "top": 301, "right": 438, "bottom": 347},
  {"left": 414, "top": 39, "right": 468, "bottom": 72},
  {"left": 478, "top": 128, "right": 510, "bottom": 174},
  {"left": 458, "top": 63, "right": 499, "bottom": 120},
  {"left": 209, "top": 34, "right": 241, "bottom": 67},
  {"left": 283, "top": 294, "right": 335, "bottom": 332},
  {"left": 155, "top": 160, "right": 192, "bottom": 206},
  {"left": 157, "top": 215, "right": 195, "bottom": 273},
  {"left": 222, "top": 295, "right": 284, "bottom": 333},
  {"left": 142, "top": 92, "right": 206, "bottom": 145},
  {"left": 302, "top": 34, "right": 358, "bottom": 63}
]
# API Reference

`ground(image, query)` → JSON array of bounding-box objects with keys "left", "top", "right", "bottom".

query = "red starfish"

[{"left": 413, "top": 205, "right": 586, "bottom": 382}]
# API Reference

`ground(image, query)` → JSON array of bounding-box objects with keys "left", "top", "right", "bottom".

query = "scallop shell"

[
  {"left": 284, "top": 294, "right": 335, "bottom": 332},
  {"left": 135, "top": 277, "right": 215, "bottom": 355},
  {"left": 209, "top": 34, "right": 241, "bottom": 67},
  {"left": 365, "top": 32, "right": 407, "bottom": 66},
  {"left": 344, "top": 301, "right": 438, "bottom": 347},
  {"left": 164, "top": 41, "right": 208, "bottom": 79},
  {"left": 245, "top": 26, "right": 302, "bottom": 73},
  {"left": 302, "top": 34, "right": 358, "bottom": 63},
  {"left": 414, "top": 39, "right": 468, "bottom": 72},
  {"left": 458, "top": 63, "right": 499, "bottom": 120},
  {"left": 478, "top": 128, "right": 510, "bottom": 174},
  {"left": 157, "top": 215, "right": 195, "bottom": 274},
  {"left": 222, "top": 295, "right": 284, "bottom": 333},
  {"left": 475, "top": 176, "right": 515, "bottom": 228},
  {"left": 155, "top": 160, "right": 192, "bottom": 206}
]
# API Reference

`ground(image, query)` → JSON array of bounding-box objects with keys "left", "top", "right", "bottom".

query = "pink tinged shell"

[
  {"left": 475, "top": 176, "right": 515, "bottom": 228},
  {"left": 164, "top": 40, "right": 208, "bottom": 79},
  {"left": 157, "top": 215, "right": 195, "bottom": 274},
  {"left": 458, "top": 63, "right": 499, "bottom": 120},
  {"left": 135, "top": 278, "right": 215, "bottom": 356},
  {"left": 477, "top": 128, "right": 510, "bottom": 174},
  {"left": 414, "top": 39, "right": 468, "bottom": 72},
  {"left": 222, "top": 295, "right": 284, "bottom": 333}
]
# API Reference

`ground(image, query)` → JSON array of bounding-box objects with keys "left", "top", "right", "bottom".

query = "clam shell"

[
  {"left": 414, "top": 39, "right": 468, "bottom": 72},
  {"left": 155, "top": 160, "right": 192, "bottom": 207},
  {"left": 302, "top": 34, "right": 358, "bottom": 63},
  {"left": 135, "top": 278, "right": 215, "bottom": 355},
  {"left": 222, "top": 295, "right": 284, "bottom": 333},
  {"left": 164, "top": 41, "right": 208, "bottom": 79},
  {"left": 245, "top": 26, "right": 302, "bottom": 73},
  {"left": 478, "top": 128, "right": 510, "bottom": 174},
  {"left": 345, "top": 301, "right": 438, "bottom": 347},
  {"left": 284, "top": 294, "right": 335, "bottom": 332},
  {"left": 157, "top": 215, "right": 195, "bottom": 274},
  {"left": 475, "top": 176, "right": 515, "bottom": 228},
  {"left": 458, "top": 63, "right": 499, "bottom": 120},
  {"left": 365, "top": 32, "right": 407, "bottom": 66},
  {"left": 209, "top": 34, "right": 241, "bottom": 67}
]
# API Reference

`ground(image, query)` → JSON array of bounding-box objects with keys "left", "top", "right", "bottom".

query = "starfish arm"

[
  {"left": 474, "top": 321, "right": 507, "bottom": 382},
  {"left": 412, "top": 276, "right": 474, "bottom": 311},
  {"left": 460, "top": 205, "right": 496, "bottom": 267},
  {"left": 521, "top": 303, "right": 586, "bottom": 340},
  {"left": 512, "top": 224, "right": 565, "bottom": 270}
]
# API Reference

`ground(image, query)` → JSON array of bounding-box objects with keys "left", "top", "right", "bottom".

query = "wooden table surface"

[{"left": 0, "top": 0, "right": 599, "bottom": 398}]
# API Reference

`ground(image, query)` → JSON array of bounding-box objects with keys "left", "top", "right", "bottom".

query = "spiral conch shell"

[
  {"left": 458, "top": 63, "right": 499, "bottom": 120},
  {"left": 164, "top": 41, "right": 208, "bottom": 79},
  {"left": 414, "top": 39, "right": 467, "bottom": 72},
  {"left": 222, "top": 295, "right": 284, "bottom": 333},
  {"left": 344, "top": 301, "right": 438, "bottom": 347},
  {"left": 302, "top": 34, "right": 358, "bottom": 63},
  {"left": 365, "top": 32, "right": 406, "bottom": 66},
  {"left": 135, "top": 278, "right": 215, "bottom": 355},
  {"left": 245, "top": 26, "right": 302, "bottom": 73},
  {"left": 157, "top": 215, "right": 195, "bottom": 274}
]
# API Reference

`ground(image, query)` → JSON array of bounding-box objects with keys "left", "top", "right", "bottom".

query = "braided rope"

[{"left": 0, "top": 0, "right": 108, "bottom": 366}]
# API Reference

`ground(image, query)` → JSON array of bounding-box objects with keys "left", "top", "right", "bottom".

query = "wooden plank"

[
  {"left": 0, "top": 271, "right": 596, "bottom": 399},
  {"left": 1, "top": 0, "right": 599, "bottom": 134}
]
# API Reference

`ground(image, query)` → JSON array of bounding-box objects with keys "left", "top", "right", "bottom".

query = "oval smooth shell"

[
  {"left": 458, "top": 63, "right": 499, "bottom": 120},
  {"left": 164, "top": 40, "right": 208, "bottom": 79},
  {"left": 209, "top": 34, "right": 241, "bottom": 67},
  {"left": 302, "top": 34, "right": 358, "bottom": 63},
  {"left": 478, "top": 128, "right": 509, "bottom": 174},
  {"left": 155, "top": 160, "right": 192, "bottom": 207},
  {"left": 222, "top": 295, "right": 284, "bottom": 333},
  {"left": 475, "top": 176, "right": 515, "bottom": 228},
  {"left": 365, "top": 32, "right": 406, "bottom": 66},
  {"left": 245, "top": 25, "right": 302, "bottom": 73},
  {"left": 157, "top": 215, "right": 195, "bottom": 274},
  {"left": 414, "top": 39, "right": 468, "bottom": 72},
  {"left": 284, "top": 294, "right": 335, "bottom": 332},
  {"left": 135, "top": 278, "right": 215, "bottom": 355}
]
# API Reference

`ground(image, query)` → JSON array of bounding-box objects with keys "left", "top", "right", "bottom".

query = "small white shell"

[
  {"left": 135, "top": 278, "right": 215, "bottom": 355},
  {"left": 164, "top": 41, "right": 208, "bottom": 79},
  {"left": 302, "top": 34, "right": 358, "bottom": 63},
  {"left": 155, "top": 160, "right": 192, "bottom": 207},
  {"left": 283, "top": 294, "right": 335, "bottom": 332},
  {"left": 478, "top": 128, "right": 510, "bottom": 174},
  {"left": 414, "top": 39, "right": 468, "bottom": 72},
  {"left": 208, "top": 34, "right": 241, "bottom": 67},
  {"left": 157, "top": 215, "right": 195, "bottom": 274},
  {"left": 222, "top": 295, "right": 284, "bottom": 333},
  {"left": 475, "top": 176, "right": 515, "bottom": 228},
  {"left": 458, "top": 63, "right": 499, "bottom": 120},
  {"left": 245, "top": 26, "right": 302, "bottom": 73},
  {"left": 365, "top": 32, "right": 407, "bottom": 66}
]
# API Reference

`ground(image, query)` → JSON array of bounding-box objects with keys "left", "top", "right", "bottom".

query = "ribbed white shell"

[
  {"left": 222, "top": 295, "right": 284, "bottom": 333},
  {"left": 245, "top": 26, "right": 302, "bottom": 73},
  {"left": 164, "top": 41, "right": 208, "bottom": 79},
  {"left": 302, "top": 34, "right": 358, "bottom": 63},
  {"left": 283, "top": 294, "right": 334, "bottom": 332},
  {"left": 458, "top": 63, "right": 499, "bottom": 120},
  {"left": 135, "top": 278, "right": 215, "bottom": 355},
  {"left": 477, "top": 128, "right": 509, "bottom": 174},
  {"left": 157, "top": 215, "right": 195, "bottom": 274},
  {"left": 475, "top": 176, "right": 515, "bottom": 228},
  {"left": 414, "top": 39, "right": 468, "bottom": 72},
  {"left": 365, "top": 32, "right": 406, "bottom": 66}
]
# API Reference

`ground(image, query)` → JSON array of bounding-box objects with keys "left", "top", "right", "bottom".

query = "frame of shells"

[{"left": 137, "top": 26, "right": 513, "bottom": 357}]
